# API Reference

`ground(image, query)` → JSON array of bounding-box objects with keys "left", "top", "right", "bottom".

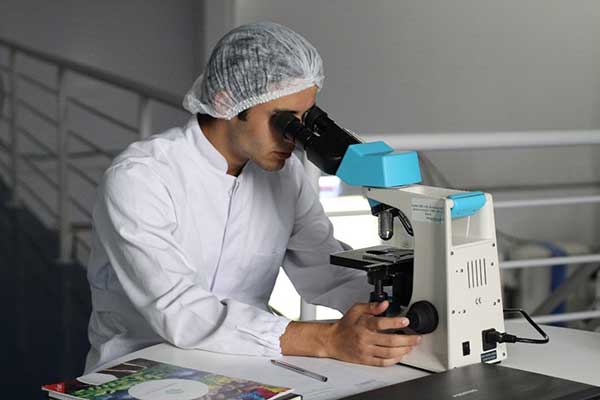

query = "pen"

[{"left": 270, "top": 359, "right": 328, "bottom": 382}]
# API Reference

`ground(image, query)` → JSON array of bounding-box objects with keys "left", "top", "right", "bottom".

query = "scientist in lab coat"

[{"left": 85, "top": 22, "right": 421, "bottom": 373}]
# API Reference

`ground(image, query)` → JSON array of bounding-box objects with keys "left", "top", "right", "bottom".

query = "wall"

[
  {"left": 0, "top": 0, "right": 202, "bottom": 94},
  {"left": 231, "top": 0, "right": 600, "bottom": 247},
  {"left": 0, "top": 1, "right": 599, "bottom": 269},
  {"left": 0, "top": 0, "right": 205, "bottom": 228},
  {"left": 235, "top": 0, "right": 600, "bottom": 133}
]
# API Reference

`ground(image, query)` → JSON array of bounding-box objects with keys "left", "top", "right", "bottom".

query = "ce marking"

[{"left": 475, "top": 297, "right": 483, "bottom": 305}]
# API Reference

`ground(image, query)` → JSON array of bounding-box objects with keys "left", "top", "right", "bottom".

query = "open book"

[{"left": 42, "top": 358, "right": 300, "bottom": 400}]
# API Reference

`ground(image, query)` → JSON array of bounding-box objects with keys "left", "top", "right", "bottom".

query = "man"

[{"left": 85, "top": 22, "right": 420, "bottom": 373}]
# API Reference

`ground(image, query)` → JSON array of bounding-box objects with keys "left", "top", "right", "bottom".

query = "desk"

[{"left": 103, "top": 321, "right": 600, "bottom": 400}]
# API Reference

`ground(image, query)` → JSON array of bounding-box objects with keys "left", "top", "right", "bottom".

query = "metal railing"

[
  {"left": 0, "top": 37, "right": 598, "bottom": 325},
  {"left": 0, "top": 37, "right": 182, "bottom": 263}
]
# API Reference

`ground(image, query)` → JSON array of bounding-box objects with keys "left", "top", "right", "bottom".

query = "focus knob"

[{"left": 406, "top": 301, "right": 439, "bottom": 334}]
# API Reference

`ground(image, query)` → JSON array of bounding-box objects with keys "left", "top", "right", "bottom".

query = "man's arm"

[{"left": 280, "top": 301, "right": 421, "bottom": 367}]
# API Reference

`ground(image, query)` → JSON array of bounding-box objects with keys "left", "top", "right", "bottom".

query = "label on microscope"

[{"left": 411, "top": 198, "right": 444, "bottom": 224}]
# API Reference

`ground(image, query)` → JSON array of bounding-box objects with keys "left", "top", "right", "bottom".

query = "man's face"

[{"left": 230, "top": 86, "right": 318, "bottom": 172}]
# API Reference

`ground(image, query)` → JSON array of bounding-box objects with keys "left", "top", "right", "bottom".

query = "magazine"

[{"left": 42, "top": 358, "right": 299, "bottom": 400}]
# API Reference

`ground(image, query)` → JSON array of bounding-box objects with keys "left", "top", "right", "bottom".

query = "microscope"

[{"left": 273, "top": 106, "right": 532, "bottom": 372}]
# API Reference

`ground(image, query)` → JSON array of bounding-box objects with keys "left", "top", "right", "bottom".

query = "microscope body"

[
  {"left": 364, "top": 185, "right": 507, "bottom": 372},
  {"left": 273, "top": 105, "right": 507, "bottom": 372}
]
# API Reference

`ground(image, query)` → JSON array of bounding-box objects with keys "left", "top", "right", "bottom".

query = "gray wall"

[
  {"left": 0, "top": 0, "right": 599, "bottom": 252},
  {"left": 0, "top": 0, "right": 202, "bottom": 94},
  {"left": 232, "top": 0, "right": 600, "bottom": 248},
  {"left": 235, "top": 0, "right": 600, "bottom": 133},
  {"left": 0, "top": 0, "right": 203, "bottom": 227}
]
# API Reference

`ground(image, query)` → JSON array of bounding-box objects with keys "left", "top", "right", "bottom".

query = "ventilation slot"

[{"left": 467, "top": 259, "right": 488, "bottom": 288}]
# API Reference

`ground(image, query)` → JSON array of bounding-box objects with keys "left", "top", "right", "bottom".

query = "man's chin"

[{"left": 256, "top": 158, "right": 286, "bottom": 172}]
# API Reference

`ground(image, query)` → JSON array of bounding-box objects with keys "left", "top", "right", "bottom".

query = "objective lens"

[{"left": 378, "top": 209, "right": 394, "bottom": 241}]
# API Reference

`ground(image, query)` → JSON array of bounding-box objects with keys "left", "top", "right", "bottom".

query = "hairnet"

[{"left": 183, "top": 21, "right": 324, "bottom": 120}]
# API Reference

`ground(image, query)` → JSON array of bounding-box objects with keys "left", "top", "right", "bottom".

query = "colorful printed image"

[{"left": 45, "top": 358, "right": 290, "bottom": 400}]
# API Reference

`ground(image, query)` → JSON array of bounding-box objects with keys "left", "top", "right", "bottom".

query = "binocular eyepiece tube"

[{"left": 271, "top": 105, "right": 362, "bottom": 175}]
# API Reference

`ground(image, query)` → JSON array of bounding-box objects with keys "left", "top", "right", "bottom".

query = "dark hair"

[
  {"left": 196, "top": 109, "right": 249, "bottom": 123},
  {"left": 237, "top": 108, "right": 249, "bottom": 121},
  {"left": 197, "top": 113, "right": 215, "bottom": 124}
]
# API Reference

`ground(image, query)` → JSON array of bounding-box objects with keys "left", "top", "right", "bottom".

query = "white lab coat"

[{"left": 84, "top": 117, "right": 370, "bottom": 372}]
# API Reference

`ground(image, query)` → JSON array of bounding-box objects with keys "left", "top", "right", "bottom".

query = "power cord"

[{"left": 484, "top": 308, "right": 549, "bottom": 345}]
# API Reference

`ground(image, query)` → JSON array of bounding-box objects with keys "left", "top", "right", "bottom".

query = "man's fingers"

[
  {"left": 367, "top": 300, "right": 389, "bottom": 315},
  {"left": 349, "top": 301, "right": 389, "bottom": 317},
  {"left": 364, "top": 354, "right": 410, "bottom": 367},
  {"left": 365, "top": 315, "right": 409, "bottom": 332},
  {"left": 370, "top": 344, "right": 413, "bottom": 360},
  {"left": 372, "top": 332, "right": 422, "bottom": 348}
]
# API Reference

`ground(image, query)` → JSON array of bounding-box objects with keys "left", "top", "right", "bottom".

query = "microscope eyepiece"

[
  {"left": 271, "top": 105, "right": 362, "bottom": 175},
  {"left": 302, "top": 105, "right": 328, "bottom": 132},
  {"left": 303, "top": 105, "right": 362, "bottom": 145},
  {"left": 271, "top": 111, "right": 314, "bottom": 149}
]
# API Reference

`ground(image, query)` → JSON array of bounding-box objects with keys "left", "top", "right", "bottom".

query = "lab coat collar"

[{"left": 184, "top": 116, "right": 230, "bottom": 174}]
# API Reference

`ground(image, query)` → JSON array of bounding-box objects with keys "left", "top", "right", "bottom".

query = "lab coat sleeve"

[
  {"left": 94, "top": 162, "right": 290, "bottom": 356},
  {"left": 282, "top": 166, "right": 372, "bottom": 314}
]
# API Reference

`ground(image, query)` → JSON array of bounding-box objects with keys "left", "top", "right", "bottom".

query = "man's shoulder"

[
  {"left": 113, "top": 126, "right": 186, "bottom": 165},
  {"left": 102, "top": 126, "right": 191, "bottom": 189}
]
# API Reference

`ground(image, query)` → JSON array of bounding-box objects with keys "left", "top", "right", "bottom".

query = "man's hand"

[
  {"left": 280, "top": 300, "right": 422, "bottom": 367},
  {"left": 324, "top": 301, "right": 421, "bottom": 366}
]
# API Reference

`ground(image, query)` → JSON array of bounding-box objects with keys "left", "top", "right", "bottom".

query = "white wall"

[{"left": 232, "top": 0, "right": 600, "bottom": 247}]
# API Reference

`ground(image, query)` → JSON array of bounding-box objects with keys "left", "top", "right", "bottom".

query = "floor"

[{"left": 0, "top": 180, "right": 91, "bottom": 399}]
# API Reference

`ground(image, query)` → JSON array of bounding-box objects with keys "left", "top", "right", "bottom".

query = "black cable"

[
  {"left": 484, "top": 308, "right": 549, "bottom": 345},
  {"left": 505, "top": 308, "right": 550, "bottom": 343}
]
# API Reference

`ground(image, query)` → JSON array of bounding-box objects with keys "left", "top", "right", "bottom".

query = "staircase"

[{"left": 0, "top": 178, "right": 91, "bottom": 399}]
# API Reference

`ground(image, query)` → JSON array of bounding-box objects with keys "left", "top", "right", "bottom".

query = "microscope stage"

[{"left": 330, "top": 245, "right": 414, "bottom": 271}]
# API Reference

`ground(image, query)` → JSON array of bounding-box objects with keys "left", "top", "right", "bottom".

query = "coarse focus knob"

[{"left": 406, "top": 301, "right": 439, "bottom": 334}]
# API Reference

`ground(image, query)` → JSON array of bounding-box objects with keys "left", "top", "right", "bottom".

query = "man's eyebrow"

[
  {"left": 273, "top": 103, "right": 316, "bottom": 115},
  {"left": 273, "top": 108, "right": 300, "bottom": 114}
]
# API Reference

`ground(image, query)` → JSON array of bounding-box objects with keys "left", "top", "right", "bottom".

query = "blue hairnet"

[{"left": 183, "top": 22, "right": 324, "bottom": 120}]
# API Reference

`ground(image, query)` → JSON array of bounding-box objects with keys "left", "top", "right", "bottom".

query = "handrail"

[
  {"left": 0, "top": 37, "right": 181, "bottom": 108},
  {"left": 18, "top": 176, "right": 58, "bottom": 219},
  {"left": 325, "top": 194, "right": 600, "bottom": 218},
  {"left": 21, "top": 156, "right": 59, "bottom": 190},
  {"left": 366, "top": 131, "right": 600, "bottom": 150},
  {"left": 17, "top": 125, "right": 57, "bottom": 157},
  {"left": 0, "top": 37, "right": 186, "bottom": 262},
  {"left": 17, "top": 99, "right": 57, "bottom": 126},
  {"left": 494, "top": 195, "right": 600, "bottom": 209},
  {"left": 69, "top": 130, "right": 119, "bottom": 160},
  {"left": 68, "top": 161, "right": 99, "bottom": 187},
  {"left": 17, "top": 72, "right": 57, "bottom": 95},
  {"left": 70, "top": 196, "right": 92, "bottom": 219},
  {"left": 509, "top": 310, "right": 600, "bottom": 324},
  {"left": 501, "top": 254, "right": 600, "bottom": 270},
  {"left": 68, "top": 97, "right": 138, "bottom": 133}
]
